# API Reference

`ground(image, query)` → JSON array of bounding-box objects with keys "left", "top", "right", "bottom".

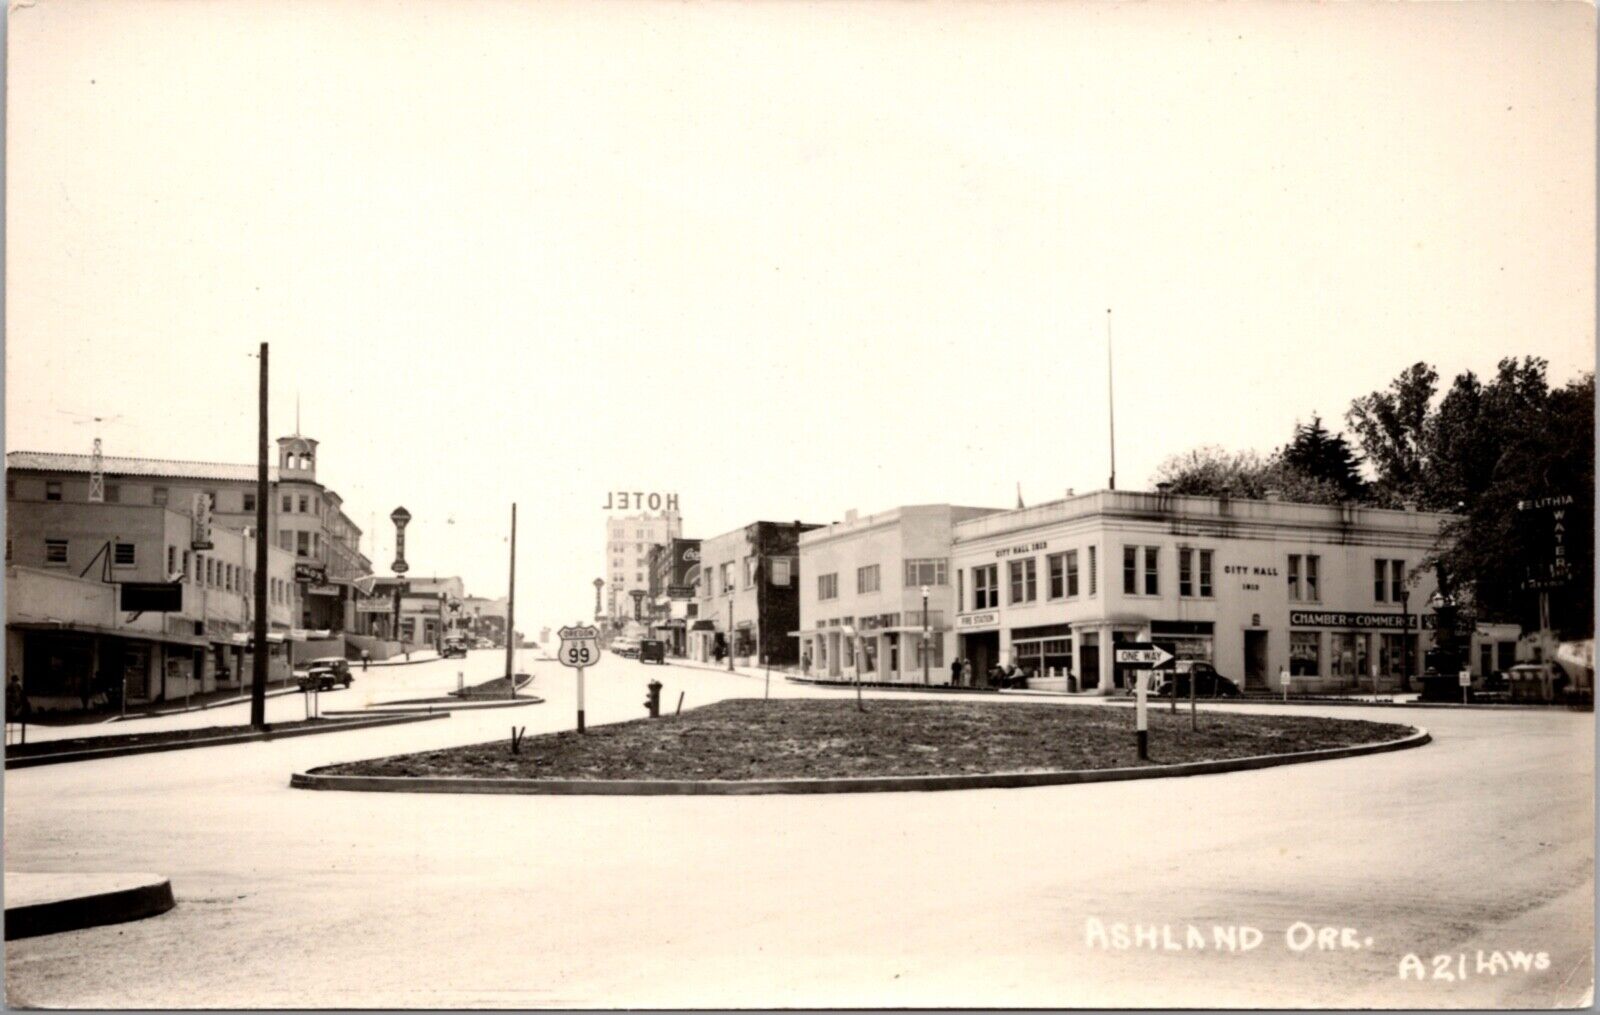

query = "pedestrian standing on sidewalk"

[
  {"left": 950, "top": 657, "right": 962, "bottom": 687},
  {"left": 361, "top": 649, "right": 370, "bottom": 672}
]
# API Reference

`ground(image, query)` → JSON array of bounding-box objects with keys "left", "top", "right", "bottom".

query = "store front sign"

[
  {"left": 957, "top": 611, "right": 1000, "bottom": 631},
  {"left": 1290, "top": 611, "right": 1436, "bottom": 630}
]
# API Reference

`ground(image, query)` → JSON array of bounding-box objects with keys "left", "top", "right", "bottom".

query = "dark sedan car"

[{"left": 1153, "top": 660, "right": 1242, "bottom": 698}]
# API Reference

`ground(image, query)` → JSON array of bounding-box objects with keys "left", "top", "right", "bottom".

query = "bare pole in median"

[
  {"left": 250, "top": 343, "right": 270, "bottom": 729},
  {"left": 505, "top": 502, "right": 517, "bottom": 698}
]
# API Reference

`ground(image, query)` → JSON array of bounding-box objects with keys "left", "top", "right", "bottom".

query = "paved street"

[{"left": 5, "top": 649, "right": 1592, "bottom": 1008}]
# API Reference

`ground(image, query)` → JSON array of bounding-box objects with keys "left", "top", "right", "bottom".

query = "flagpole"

[{"left": 1107, "top": 308, "right": 1117, "bottom": 491}]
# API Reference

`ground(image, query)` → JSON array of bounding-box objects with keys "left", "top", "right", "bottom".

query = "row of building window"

[
  {"left": 968, "top": 548, "right": 1100, "bottom": 609},
  {"left": 703, "top": 557, "right": 794, "bottom": 597},
  {"left": 962, "top": 548, "right": 1409, "bottom": 611},
  {"left": 31, "top": 481, "right": 323, "bottom": 518},
  {"left": 816, "top": 558, "right": 949, "bottom": 602}
]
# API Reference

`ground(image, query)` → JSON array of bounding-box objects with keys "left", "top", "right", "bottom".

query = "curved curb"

[
  {"left": 289, "top": 727, "right": 1430, "bottom": 796},
  {"left": 6, "top": 712, "right": 450, "bottom": 770},
  {"left": 5, "top": 875, "right": 175, "bottom": 940},
  {"left": 322, "top": 696, "right": 545, "bottom": 716}
]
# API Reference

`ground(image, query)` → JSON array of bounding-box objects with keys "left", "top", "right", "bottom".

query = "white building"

[
  {"left": 949, "top": 489, "right": 1466, "bottom": 693},
  {"left": 795, "top": 505, "right": 1002, "bottom": 682},
  {"left": 603, "top": 509, "right": 682, "bottom": 621}
]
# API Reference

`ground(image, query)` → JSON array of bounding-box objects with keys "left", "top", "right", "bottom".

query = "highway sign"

[
  {"left": 558, "top": 625, "right": 601, "bottom": 669},
  {"left": 1114, "top": 643, "right": 1175, "bottom": 669}
]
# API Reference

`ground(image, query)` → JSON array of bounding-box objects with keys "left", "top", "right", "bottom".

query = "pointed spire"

[{"left": 1016, "top": 482, "right": 1025, "bottom": 510}]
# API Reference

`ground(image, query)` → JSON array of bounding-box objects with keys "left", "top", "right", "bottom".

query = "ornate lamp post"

[
  {"left": 593, "top": 578, "right": 604, "bottom": 620},
  {"left": 390, "top": 507, "right": 411, "bottom": 643}
]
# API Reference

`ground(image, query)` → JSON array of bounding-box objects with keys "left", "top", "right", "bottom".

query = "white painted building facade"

[
  {"left": 949, "top": 490, "right": 1461, "bottom": 693},
  {"left": 795, "top": 505, "right": 1002, "bottom": 683}
]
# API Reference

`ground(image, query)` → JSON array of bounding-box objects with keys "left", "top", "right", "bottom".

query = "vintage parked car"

[
  {"left": 611, "top": 638, "right": 640, "bottom": 659},
  {"left": 1130, "top": 660, "right": 1242, "bottom": 698},
  {"left": 638, "top": 639, "right": 666, "bottom": 664},
  {"left": 296, "top": 656, "right": 353, "bottom": 692},
  {"left": 441, "top": 638, "right": 469, "bottom": 659}
]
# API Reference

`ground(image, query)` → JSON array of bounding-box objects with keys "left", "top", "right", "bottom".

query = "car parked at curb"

[
  {"left": 638, "top": 639, "right": 666, "bottom": 664},
  {"left": 611, "top": 638, "right": 640, "bottom": 659},
  {"left": 1127, "top": 660, "right": 1242, "bottom": 699}
]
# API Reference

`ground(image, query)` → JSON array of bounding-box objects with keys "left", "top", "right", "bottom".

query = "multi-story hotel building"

[{"left": 602, "top": 509, "right": 682, "bottom": 622}]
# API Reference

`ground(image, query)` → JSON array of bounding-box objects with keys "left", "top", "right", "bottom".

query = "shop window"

[
  {"left": 973, "top": 564, "right": 999, "bottom": 609},
  {"left": 1008, "top": 558, "right": 1037, "bottom": 604},
  {"left": 113, "top": 542, "right": 136, "bottom": 567},
  {"left": 857, "top": 564, "right": 880, "bottom": 594},
  {"left": 45, "top": 538, "right": 68, "bottom": 565},
  {"left": 1330, "top": 633, "right": 1369, "bottom": 683},
  {"left": 45, "top": 482, "right": 61, "bottom": 501},
  {"left": 818, "top": 573, "right": 838, "bottom": 601},
  {"left": 915, "top": 636, "right": 944, "bottom": 671},
  {"left": 1290, "top": 631, "right": 1320, "bottom": 676}
]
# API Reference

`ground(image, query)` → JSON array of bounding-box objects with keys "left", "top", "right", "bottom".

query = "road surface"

[{"left": 5, "top": 648, "right": 1592, "bottom": 1008}]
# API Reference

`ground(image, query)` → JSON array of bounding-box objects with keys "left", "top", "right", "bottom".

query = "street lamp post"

[
  {"left": 390, "top": 507, "right": 411, "bottom": 647},
  {"left": 921, "top": 584, "right": 930, "bottom": 685},
  {"left": 593, "top": 578, "right": 604, "bottom": 620}
]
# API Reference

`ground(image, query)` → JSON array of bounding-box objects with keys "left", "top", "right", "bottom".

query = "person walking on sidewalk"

[{"left": 361, "top": 649, "right": 371, "bottom": 672}]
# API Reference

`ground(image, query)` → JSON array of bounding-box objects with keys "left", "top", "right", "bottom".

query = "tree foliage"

[{"left": 1152, "top": 357, "right": 1594, "bottom": 638}]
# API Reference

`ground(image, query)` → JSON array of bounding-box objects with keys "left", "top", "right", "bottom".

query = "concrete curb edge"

[
  {"left": 5, "top": 877, "right": 176, "bottom": 940},
  {"left": 321, "top": 696, "right": 546, "bottom": 716},
  {"left": 6, "top": 712, "right": 450, "bottom": 770},
  {"left": 289, "top": 726, "right": 1431, "bottom": 796}
]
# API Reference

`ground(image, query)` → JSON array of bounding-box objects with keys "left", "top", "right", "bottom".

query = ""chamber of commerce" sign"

[{"left": 1290, "top": 610, "right": 1436, "bottom": 630}]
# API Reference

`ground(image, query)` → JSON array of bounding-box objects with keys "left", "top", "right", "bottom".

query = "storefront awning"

[
  {"left": 9, "top": 619, "right": 207, "bottom": 648},
  {"left": 690, "top": 620, "right": 716, "bottom": 631}
]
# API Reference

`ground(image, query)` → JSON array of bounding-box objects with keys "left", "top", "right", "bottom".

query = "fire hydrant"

[{"left": 644, "top": 679, "right": 663, "bottom": 718}]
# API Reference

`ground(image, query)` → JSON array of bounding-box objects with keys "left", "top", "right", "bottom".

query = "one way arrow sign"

[{"left": 1115, "top": 643, "right": 1175, "bottom": 668}]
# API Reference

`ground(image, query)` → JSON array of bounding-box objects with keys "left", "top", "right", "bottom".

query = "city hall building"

[{"left": 947, "top": 489, "right": 1459, "bottom": 693}]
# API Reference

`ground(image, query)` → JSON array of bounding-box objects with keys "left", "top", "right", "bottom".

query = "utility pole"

[
  {"left": 250, "top": 344, "right": 270, "bottom": 729},
  {"left": 727, "top": 597, "right": 734, "bottom": 672},
  {"left": 504, "top": 503, "right": 517, "bottom": 695}
]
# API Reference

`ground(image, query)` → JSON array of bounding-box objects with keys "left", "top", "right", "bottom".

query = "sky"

[{"left": 7, "top": 0, "right": 1595, "bottom": 631}]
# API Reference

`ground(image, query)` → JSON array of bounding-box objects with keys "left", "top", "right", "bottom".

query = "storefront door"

[{"left": 1244, "top": 630, "right": 1268, "bottom": 690}]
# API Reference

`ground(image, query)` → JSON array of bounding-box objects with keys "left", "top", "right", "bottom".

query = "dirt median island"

[{"left": 317, "top": 699, "right": 1417, "bottom": 781}]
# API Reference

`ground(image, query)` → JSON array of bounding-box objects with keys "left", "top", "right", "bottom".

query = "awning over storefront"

[
  {"left": 229, "top": 631, "right": 289, "bottom": 645},
  {"left": 9, "top": 619, "right": 207, "bottom": 648},
  {"left": 690, "top": 620, "right": 715, "bottom": 631}
]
